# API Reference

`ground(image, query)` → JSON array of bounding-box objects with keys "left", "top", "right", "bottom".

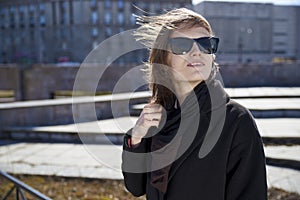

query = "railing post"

[
  {"left": 0, "top": 170, "right": 51, "bottom": 200},
  {"left": 2, "top": 185, "right": 15, "bottom": 200}
]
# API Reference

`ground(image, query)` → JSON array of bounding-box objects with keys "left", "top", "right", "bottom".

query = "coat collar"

[{"left": 167, "top": 79, "right": 230, "bottom": 183}]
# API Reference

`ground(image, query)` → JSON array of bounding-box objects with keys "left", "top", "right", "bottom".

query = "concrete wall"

[
  {"left": 219, "top": 63, "right": 300, "bottom": 87},
  {"left": 0, "top": 62, "right": 299, "bottom": 136},
  {"left": 0, "top": 64, "right": 147, "bottom": 100},
  {"left": 0, "top": 64, "right": 21, "bottom": 100},
  {"left": 0, "top": 63, "right": 300, "bottom": 101}
]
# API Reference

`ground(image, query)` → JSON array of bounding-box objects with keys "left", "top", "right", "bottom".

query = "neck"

[{"left": 173, "top": 80, "right": 202, "bottom": 104}]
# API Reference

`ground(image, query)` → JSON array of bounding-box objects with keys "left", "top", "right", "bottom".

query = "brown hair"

[{"left": 134, "top": 8, "right": 218, "bottom": 109}]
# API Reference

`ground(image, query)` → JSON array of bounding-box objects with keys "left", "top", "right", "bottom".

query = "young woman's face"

[{"left": 167, "top": 26, "right": 214, "bottom": 87}]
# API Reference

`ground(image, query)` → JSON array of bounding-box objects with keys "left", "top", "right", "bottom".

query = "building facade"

[
  {"left": 272, "top": 5, "right": 300, "bottom": 62},
  {"left": 194, "top": 1, "right": 300, "bottom": 63},
  {"left": 0, "top": 0, "right": 192, "bottom": 64}
]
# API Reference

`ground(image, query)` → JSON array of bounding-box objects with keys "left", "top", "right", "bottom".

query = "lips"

[{"left": 187, "top": 62, "right": 205, "bottom": 67}]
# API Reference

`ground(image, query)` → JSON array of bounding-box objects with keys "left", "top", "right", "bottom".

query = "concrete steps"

[
  {"left": 1, "top": 87, "right": 300, "bottom": 194},
  {"left": 3, "top": 117, "right": 137, "bottom": 144},
  {"left": 3, "top": 117, "right": 300, "bottom": 145},
  {"left": 131, "top": 98, "right": 300, "bottom": 118},
  {"left": 265, "top": 145, "right": 300, "bottom": 171}
]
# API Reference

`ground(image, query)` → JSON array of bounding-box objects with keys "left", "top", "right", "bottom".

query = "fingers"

[
  {"left": 143, "top": 112, "right": 162, "bottom": 122},
  {"left": 132, "top": 103, "right": 164, "bottom": 139},
  {"left": 142, "top": 103, "right": 163, "bottom": 123},
  {"left": 143, "top": 103, "right": 162, "bottom": 113}
]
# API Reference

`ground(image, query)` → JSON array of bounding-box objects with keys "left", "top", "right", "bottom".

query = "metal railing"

[{"left": 0, "top": 170, "right": 51, "bottom": 200}]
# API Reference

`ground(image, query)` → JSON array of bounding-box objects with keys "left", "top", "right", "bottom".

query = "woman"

[{"left": 122, "top": 8, "right": 267, "bottom": 200}]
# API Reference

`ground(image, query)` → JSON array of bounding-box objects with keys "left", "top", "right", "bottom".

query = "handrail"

[{"left": 0, "top": 170, "right": 52, "bottom": 200}]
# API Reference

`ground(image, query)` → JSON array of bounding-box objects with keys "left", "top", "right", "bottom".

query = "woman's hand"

[{"left": 131, "top": 103, "right": 163, "bottom": 145}]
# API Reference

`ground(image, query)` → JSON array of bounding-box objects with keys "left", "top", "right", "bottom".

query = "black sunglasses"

[{"left": 168, "top": 37, "right": 219, "bottom": 55}]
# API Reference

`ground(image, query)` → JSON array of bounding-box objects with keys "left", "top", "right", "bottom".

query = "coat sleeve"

[
  {"left": 122, "top": 129, "right": 149, "bottom": 197},
  {"left": 226, "top": 113, "right": 268, "bottom": 200}
]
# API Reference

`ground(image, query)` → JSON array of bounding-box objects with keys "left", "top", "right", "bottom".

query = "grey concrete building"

[
  {"left": 0, "top": 0, "right": 192, "bottom": 64},
  {"left": 272, "top": 5, "right": 300, "bottom": 62},
  {"left": 194, "top": 1, "right": 300, "bottom": 63}
]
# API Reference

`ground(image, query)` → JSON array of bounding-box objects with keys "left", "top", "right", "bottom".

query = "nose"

[{"left": 190, "top": 42, "right": 202, "bottom": 56}]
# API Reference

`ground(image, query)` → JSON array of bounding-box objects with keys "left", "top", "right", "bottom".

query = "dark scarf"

[{"left": 150, "top": 80, "right": 228, "bottom": 193}]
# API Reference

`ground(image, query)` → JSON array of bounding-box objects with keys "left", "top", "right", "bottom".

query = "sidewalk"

[
  {"left": 0, "top": 142, "right": 299, "bottom": 194},
  {"left": 0, "top": 143, "right": 123, "bottom": 180}
]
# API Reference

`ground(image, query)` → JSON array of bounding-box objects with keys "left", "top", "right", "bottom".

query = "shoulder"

[
  {"left": 226, "top": 99, "right": 251, "bottom": 118},
  {"left": 225, "top": 99, "right": 262, "bottom": 144}
]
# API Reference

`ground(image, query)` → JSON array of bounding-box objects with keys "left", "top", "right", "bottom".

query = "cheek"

[{"left": 168, "top": 54, "right": 186, "bottom": 69}]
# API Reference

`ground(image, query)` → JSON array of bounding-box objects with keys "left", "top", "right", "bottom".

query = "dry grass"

[{"left": 1, "top": 174, "right": 299, "bottom": 200}]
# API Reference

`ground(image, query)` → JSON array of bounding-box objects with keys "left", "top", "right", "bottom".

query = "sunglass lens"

[
  {"left": 169, "top": 38, "right": 193, "bottom": 55},
  {"left": 210, "top": 38, "right": 219, "bottom": 54},
  {"left": 196, "top": 37, "right": 219, "bottom": 54}
]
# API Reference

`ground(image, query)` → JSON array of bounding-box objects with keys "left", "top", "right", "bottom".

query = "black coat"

[{"left": 122, "top": 81, "right": 267, "bottom": 200}]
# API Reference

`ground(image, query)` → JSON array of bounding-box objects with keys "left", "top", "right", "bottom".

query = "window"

[
  {"left": 130, "top": 14, "right": 136, "bottom": 25},
  {"left": 105, "top": 27, "right": 112, "bottom": 37},
  {"left": 92, "top": 27, "right": 98, "bottom": 37},
  {"left": 10, "top": 6, "right": 15, "bottom": 13},
  {"left": 40, "top": 15, "right": 46, "bottom": 27},
  {"left": 274, "top": 50, "right": 286, "bottom": 54},
  {"left": 274, "top": 32, "right": 286, "bottom": 36},
  {"left": 90, "top": 0, "right": 97, "bottom": 8},
  {"left": 39, "top": 3, "right": 45, "bottom": 12},
  {"left": 104, "top": 11, "right": 111, "bottom": 25},
  {"left": 117, "top": 0, "right": 124, "bottom": 9},
  {"left": 29, "top": 13, "right": 35, "bottom": 28},
  {"left": 9, "top": 6, "right": 15, "bottom": 29},
  {"left": 91, "top": 11, "right": 98, "bottom": 24},
  {"left": 19, "top": 5, "right": 25, "bottom": 13},
  {"left": 92, "top": 41, "right": 98, "bottom": 49},
  {"left": 105, "top": 0, "right": 111, "bottom": 8},
  {"left": 1, "top": 8, "right": 5, "bottom": 29},
  {"left": 60, "top": 1, "right": 68, "bottom": 24},
  {"left": 118, "top": 12, "right": 124, "bottom": 25},
  {"left": 29, "top": 4, "right": 35, "bottom": 12},
  {"left": 29, "top": 4, "right": 35, "bottom": 28}
]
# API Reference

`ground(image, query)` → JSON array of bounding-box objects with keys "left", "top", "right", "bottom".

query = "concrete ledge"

[
  {"left": 0, "top": 93, "right": 148, "bottom": 131},
  {"left": 0, "top": 91, "right": 150, "bottom": 110},
  {"left": 225, "top": 87, "right": 300, "bottom": 98},
  {"left": 132, "top": 98, "right": 300, "bottom": 118},
  {"left": 2, "top": 117, "right": 138, "bottom": 144},
  {"left": 267, "top": 166, "right": 300, "bottom": 194},
  {"left": 265, "top": 145, "right": 300, "bottom": 171},
  {"left": 3, "top": 117, "right": 300, "bottom": 146}
]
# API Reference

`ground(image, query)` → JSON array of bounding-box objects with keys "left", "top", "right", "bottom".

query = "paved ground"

[
  {"left": 0, "top": 143, "right": 122, "bottom": 180},
  {"left": 1, "top": 116, "right": 300, "bottom": 194},
  {"left": 0, "top": 142, "right": 299, "bottom": 194},
  {"left": 1, "top": 87, "right": 300, "bottom": 194}
]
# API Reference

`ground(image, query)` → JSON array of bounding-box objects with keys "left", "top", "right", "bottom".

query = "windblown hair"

[{"left": 134, "top": 8, "right": 218, "bottom": 109}]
